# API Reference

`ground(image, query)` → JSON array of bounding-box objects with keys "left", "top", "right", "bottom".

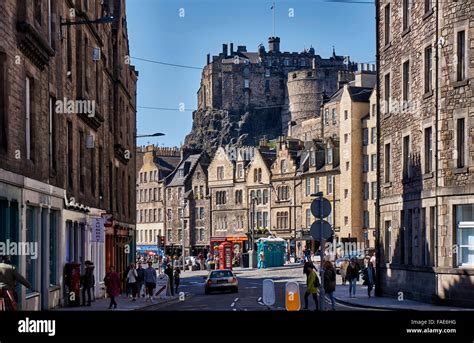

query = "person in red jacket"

[{"left": 104, "top": 266, "right": 121, "bottom": 309}]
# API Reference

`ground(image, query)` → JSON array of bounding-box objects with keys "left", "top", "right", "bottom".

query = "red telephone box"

[{"left": 218, "top": 242, "right": 233, "bottom": 270}]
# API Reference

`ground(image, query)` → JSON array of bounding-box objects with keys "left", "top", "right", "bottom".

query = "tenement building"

[
  {"left": 207, "top": 146, "right": 257, "bottom": 263},
  {"left": 163, "top": 150, "right": 210, "bottom": 257},
  {"left": 377, "top": 0, "right": 473, "bottom": 306},
  {"left": 0, "top": 0, "right": 137, "bottom": 309},
  {"left": 136, "top": 145, "right": 181, "bottom": 256}
]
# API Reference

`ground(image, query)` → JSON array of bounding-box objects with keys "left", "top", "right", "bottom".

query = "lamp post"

[
  {"left": 181, "top": 199, "right": 187, "bottom": 273},
  {"left": 248, "top": 196, "right": 257, "bottom": 269},
  {"left": 136, "top": 133, "right": 165, "bottom": 138}
]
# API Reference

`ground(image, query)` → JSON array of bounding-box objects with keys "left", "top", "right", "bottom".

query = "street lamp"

[
  {"left": 248, "top": 196, "right": 258, "bottom": 269},
  {"left": 136, "top": 132, "right": 165, "bottom": 138},
  {"left": 181, "top": 199, "right": 188, "bottom": 273}
]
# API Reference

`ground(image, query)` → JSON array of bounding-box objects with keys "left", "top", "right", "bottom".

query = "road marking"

[
  {"left": 230, "top": 302, "right": 235, "bottom": 307},
  {"left": 257, "top": 297, "right": 262, "bottom": 302},
  {"left": 234, "top": 297, "right": 239, "bottom": 302}
]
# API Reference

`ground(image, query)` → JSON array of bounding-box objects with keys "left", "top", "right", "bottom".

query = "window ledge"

[
  {"left": 383, "top": 182, "right": 392, "bottom": 188},
  {"left": 423, "top": 90, "right": 433, "bottom": 99},
  {"left": 423, "top": 172, "right": 434, "bottom": 180},
  {"left": 453, "top": 79, "right": 469, "bottom": 88},
  {"left": 423, "top": 9, "right": 434, "bottom": 21},
  {"left": 402, "top": 27, "right": 411, "bottom": 37},
  {"left": 454, "top": 167, "right": 468, "bottom": 175},
  {"left": 383, "top": 42, "right": 392, "bottom": 52}
]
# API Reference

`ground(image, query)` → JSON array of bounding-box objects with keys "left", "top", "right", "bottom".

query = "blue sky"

[{"left": 127, "top": 0, "right": 375, "bottom": 147}]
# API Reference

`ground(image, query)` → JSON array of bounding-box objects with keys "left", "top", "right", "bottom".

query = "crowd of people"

[{"left": 302, "top": 253, "right": 377, "bottom": 310}]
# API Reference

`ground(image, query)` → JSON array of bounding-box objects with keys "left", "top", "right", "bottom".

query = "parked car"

[{"left": 204, "top": 269, "right": 238, "bottom": 294}]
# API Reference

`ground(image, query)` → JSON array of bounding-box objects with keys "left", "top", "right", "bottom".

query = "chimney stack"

[
  {"left": 230, "top": 43, "right": 234, "bottom": 56},
  {"left": 222, "top": 43, "right": 228, "bottom": 57},
  {"left": 206, "top": 53, "right": 210, "bottom": 64}
]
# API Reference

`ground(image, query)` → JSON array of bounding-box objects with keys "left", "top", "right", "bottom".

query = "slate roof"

[{"left": 166, "top": 153, "right": 202, "bottom": 187}]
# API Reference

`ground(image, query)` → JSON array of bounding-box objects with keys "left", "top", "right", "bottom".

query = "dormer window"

[
  {"left": 217, "top": 166, "right": 224, "bottom": 180},
  {"left": 327, "top": 148, "right": 333, "bottom": 165},
  {"left": 310, "top": 150, "right": 316, "bottom": 166},
  {"left": 280, "top": 160, "right": 287, "bottom": 174}
]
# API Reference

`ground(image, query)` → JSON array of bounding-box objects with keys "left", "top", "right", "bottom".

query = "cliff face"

[{"left": 184, "top": 107, "right": 283, "bottom": 154}]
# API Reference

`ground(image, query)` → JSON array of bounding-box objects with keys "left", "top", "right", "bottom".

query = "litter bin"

[{"left": 241, "top": 253, "right": 249, "bottom": 268}]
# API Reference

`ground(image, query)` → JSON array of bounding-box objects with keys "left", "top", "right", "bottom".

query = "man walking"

[
  {"left": 136, "top": 262, "right": 145, "bottom": 298},
  {"left": 81, "top": 261, "right": 95, "bottom": 306},
  {"left": 144, "top": 262, "right": 157, "bottom": 302}
]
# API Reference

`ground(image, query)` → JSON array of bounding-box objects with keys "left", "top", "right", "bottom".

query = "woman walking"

[
  {"left": 104, "top": 266, "right": 120, "bottom": 309},
  {"left": 364, "top": 261, "right": 376, "bottom": 297},
  {"left": 126, "top": 263, "right": 138, "bottom": 301},
  {"left": 303, "top": 263, "right": 320, "bottom": 310},
  {"left": 346, "top": 258, "right": 360, "bottom": 298},
  {"left": 323, "top": 260, "right": 336, "bottom": 311}
]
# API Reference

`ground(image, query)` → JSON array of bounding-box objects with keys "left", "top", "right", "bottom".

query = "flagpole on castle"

[{"left": 272, "top": 1, "right": 276, "bottom": 37}]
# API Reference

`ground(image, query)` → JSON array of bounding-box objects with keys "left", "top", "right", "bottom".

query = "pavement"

[
  {"left": 54, "top": 293, "right": 179, "bottom": 311},
  {"left": 54, "top": 264, "right": 473, "bottom": 311},
  {"left": 333, "top": 283, "right": 472, "bottom": 311}
]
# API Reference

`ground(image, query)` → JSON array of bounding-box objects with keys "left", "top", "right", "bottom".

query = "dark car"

[{"left": 204, "top": 269, "right": 238, "bottom": 294}]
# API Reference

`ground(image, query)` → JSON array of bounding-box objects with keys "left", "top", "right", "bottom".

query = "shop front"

[{"left": 210, "top": 235, "right": 248, "bottom": 267}]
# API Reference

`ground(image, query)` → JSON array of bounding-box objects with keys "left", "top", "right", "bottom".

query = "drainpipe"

[
  {"left": 374, "top": 0, "right": 382, "bottom": 297},
  {"left": 434, "top": 0, "right": 440, "bottom": 300}
]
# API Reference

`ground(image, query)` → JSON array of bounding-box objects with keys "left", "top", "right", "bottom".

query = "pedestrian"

[
  {"left": 364, "top": 261, "right": 376, "bottom": 297},
  {"left": 126, "top": 263, "right": 138, "bottom": 301},
  {"left": 303, "top": 263, "right": 319, "bottom": 310},
  {"left": 174, "top": 267, "right": 181, "bottom": 294},
  {"left": 164, "top": 264, "right": 174, "bottom": 296},
  {"left": 259, "top": 250, "right": 265, "bottom": 269},
  {"left": 81, "top": 261, "right": 95, "bottom": 306},
  {"left": 370, "top": 252, "right": 376, "bottom": 267},
  {"left": 144, "top": 261, "right": 157, "bottom": 302},
  {"left": 340, "top": 258, "right": 349, "bottom": 285},
  {"left": 303, "top": 261, "right": 315, "bottom": 276},
  {"left": 346, "top": 257, "right": 360, "bottom": 298},
  {"left": 323, "top": 260, "right": 336, "bottom": 311},
  {"left": 136, "top": 262, "right": 145, "bottom": 298},
  {"left": 0, "top": 256, "right": 31, "bottom": 311},
  {"left": 123, "top": 264, "right": 131, "bottom": 297},
  {"left": 104, "top": 266, "right": 120, "bottom": 309}
]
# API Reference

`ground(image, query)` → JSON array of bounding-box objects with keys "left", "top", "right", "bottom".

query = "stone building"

[
  {"left": 185, "top": 37, "right": 357, "bottom": 152},
  {"left": 0, "top": 0, "right": 137, "bottom": 309},
  {"left": 299, "top": 138, "right": 341, "bottom": 257},
  {"left": 377, "top": 0, "right": 473, "bottom": 306},
  {"left": 335, "top": 83, "right": 374, "bottom": 247},
  {"left": 269, "top": 138, "right": 304, "bottom": 250},
  {"left": 136, "top": 145, "right": 180, "bottom": 254},
  {"left": 207, "top": 146, "right": 256, "bottom": 261},
  {"left": 163, "top": 150, "right": 210, "bottom": 257}
]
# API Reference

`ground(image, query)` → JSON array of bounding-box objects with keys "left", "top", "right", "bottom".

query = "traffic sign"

[
  {"left": 310, "top": 220, "right": 332, "bottom": 240},
  {"left": 310, "top": 198, "right": 332, "bottom": 218}
]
